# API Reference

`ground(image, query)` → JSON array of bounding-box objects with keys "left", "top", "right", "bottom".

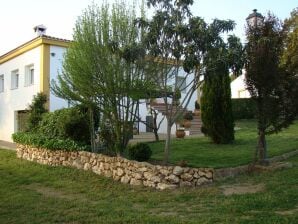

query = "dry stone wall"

[{"left": 16, "top": 144, "right": 214, "bottom": 190}]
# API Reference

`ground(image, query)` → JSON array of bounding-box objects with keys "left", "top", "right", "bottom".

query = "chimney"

[{"left": 33, "top": 25, "right": 47, "bottom": 37}]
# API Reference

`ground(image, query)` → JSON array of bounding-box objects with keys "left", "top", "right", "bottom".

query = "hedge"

[
  {"left": 37, "top": 107, "right": 90, "bottom": 145},
  {"left": 232, "top": 98, "right": 256, "bottom": 120},
  {"left": 12, "top": 132, "right": 90, "bottom": 151}
]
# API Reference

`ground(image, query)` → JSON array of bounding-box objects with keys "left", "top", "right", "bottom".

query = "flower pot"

[
  {"left": 176, "top": 129, "right": 185, "bottom": 138},
  {"left": 193, "top": 109, "right": 200, "bottom": 116},
  {"left": 183, "top": 120, "right": 191, "bottom": 128}
]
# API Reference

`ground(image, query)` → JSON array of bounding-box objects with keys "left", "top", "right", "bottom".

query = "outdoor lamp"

[{"left": 246, "top": 9, "right": 264, "bottom": 28}]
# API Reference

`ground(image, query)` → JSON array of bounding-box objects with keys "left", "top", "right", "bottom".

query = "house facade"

[
  {"left": 0, "top": 28, "right": 70, "bottom": 142},
  {"left": 0, "top": 28, "right": 200, "bottom": 142},
  {"left": 230, "top": 72, "right": 251, "bottom": 98}
]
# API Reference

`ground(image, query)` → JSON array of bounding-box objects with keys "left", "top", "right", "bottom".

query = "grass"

[
  {"left": 148, "top": 120, "right": 298, "bottom": 168},
  {"left": 1, "top": 148, "right": 298, "bottom": 223}
]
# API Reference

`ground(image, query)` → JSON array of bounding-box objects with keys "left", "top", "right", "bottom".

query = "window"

[
  {"left": 11, "top": 70, "right": 19, "bottom": 89},
  {"left": 0, "top": 75, "right": 4, "bottom": 92},
  {"left": 176, "top": 76, "right": 187, "bottom": 93},
  {"left": 25, "top": 65, "right": 34, "bottom": 86}
]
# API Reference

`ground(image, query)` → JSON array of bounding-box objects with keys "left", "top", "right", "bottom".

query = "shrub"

[
  {"left": 37, "top": 107, "right": 90, "bottom": 145},
  {"left": 12, "top": 132, "right": 89, "bottom": 151},
  {"left": 201, "top": 70, "right": 234, "bottom": 144},
  {"left": 27, "top": 93, "right": 48, "bottom": 131},
  {"left": 232, "top": 98, "right": 256, "bottom": 119},
  {"left": 127, "top": 143, "right": 152, "bottom": 162}
]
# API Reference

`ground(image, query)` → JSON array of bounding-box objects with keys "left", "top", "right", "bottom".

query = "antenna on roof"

[{"left": 33, "top": 25, "right": 47, "bottom": 37}]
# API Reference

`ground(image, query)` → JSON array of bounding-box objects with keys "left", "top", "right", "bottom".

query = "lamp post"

[
  {"left": 246, "top": 9, "right": 264, "bottom": 28},
  {"left": 245, "top": 9, "right": 268, "bottom": 165}
]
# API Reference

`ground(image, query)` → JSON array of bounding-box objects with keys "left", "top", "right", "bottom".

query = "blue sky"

[{"left": 0, "top": 0, "right": 297, "bottom": 55}]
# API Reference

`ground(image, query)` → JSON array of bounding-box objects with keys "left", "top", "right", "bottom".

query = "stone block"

[
  {"left": 156, "top": 183, "right": 177, "bottom": 190},
  {"left": 117, "top": 168, "right": 125, "bottom": 177},
  {"left": 181, "top": 173, "right": 193, "bottom": 181},
  {"left": 130, "top": 178, "right": 143, "bottom": 186},
  {"left": 84, "top": 163, "right": 92, "bottom": 171},
  {"left": 120, "top": 175, "right": 131, "bottom": 184},
  {"left": 180, "top": 181, "right": 192, "bottom": 187},
  {"left": 173, "top": 166, "right": 184, "bottom": 175},
  {"left": 166, "top": 174, "right": 180, "bottom": 184}
]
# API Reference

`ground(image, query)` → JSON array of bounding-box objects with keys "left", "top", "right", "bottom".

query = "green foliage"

[
  {"left": 200, "top": 36, "right": 242, "bottom": 144},
  {"left": 282, "top": 7, "right": 298, "bottom": 75},
  {"left": 136, "top": 0, "right": 237, "bottom": 163},
  {"left": 27, "top": 93, "right": 48, "bottom": 131},
  {"left": 12, "top": 132, "right": 89, "bottom": 151},
  {"left": 232, "top": 98, "right": 256, "bottom": 119},
  {"left": 201, "top": 72, "right": 235, "bottom": 144},
  {"left": 51, "top": 1, "right": 148, "bottom": 154},
  {"left": 127, "top": 143, "right": 152, "bottom": 162},
  {"left": 245, "top": 13, "right": 298, "bottom": 162},
  {"left": 282, "top": 8, "right": 298, "bottom": 113},
  {"left": 37, "top": 107, "right": 90, "bottom": 145}
]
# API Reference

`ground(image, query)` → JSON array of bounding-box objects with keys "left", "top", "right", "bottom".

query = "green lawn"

[
  {"left": 149, "top": 120, "right": 298, "bottom": 168},
  {"left": 1, "top": 149, "right": 298, "bottom": 223}
]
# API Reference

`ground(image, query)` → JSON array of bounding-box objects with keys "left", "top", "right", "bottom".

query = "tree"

[
  {"left": 137, "top": 0, "right": 237, "bottom": 163},
  {"left": 245, "top": 13, "right": 297, "bottom": 164},
  {"left": 52, "top": 1, "right": 148, "bottom": 154},
  {"left": 282, "top": 8, "right": 298, "bottom": 75},
  {"left": 281, "top": 8, "right": 298, "bottom": 113},
  {"left": 26, "top": 93, "right": 48, "bottom": 131},
  {"left": 201, "top": 35, "right": 244, "bottom": 144}
]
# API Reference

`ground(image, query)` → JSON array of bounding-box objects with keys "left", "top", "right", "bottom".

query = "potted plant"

[
  {"left": 176, "top": 127, "right": 185, "bottom": 138},
  {"left": 194, "top": 100, "right": 200, "bottom": 116},
  {"left": 183, "top": 111, "right": 193, "bottom": 128}
]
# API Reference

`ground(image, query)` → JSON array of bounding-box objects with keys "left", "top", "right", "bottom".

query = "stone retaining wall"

[{"left": 16, "top": 144, "right": 214, "bottom": 190}]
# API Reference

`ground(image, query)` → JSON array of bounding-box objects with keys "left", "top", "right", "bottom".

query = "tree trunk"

[
  {"left": 88, "top": 108, "right": 96, "bottom": 153},
  {"left": 163, "top": 118, "right": 172, "bottom": 165},
  {"left": 152, "top": 110, "right": 159, "bottom": 141},
  {"left": 257, "top": 130, "right": 268, "bottom": 165},
  {"left": 153, "top": 128, "right": 160, "bottom": 141}
]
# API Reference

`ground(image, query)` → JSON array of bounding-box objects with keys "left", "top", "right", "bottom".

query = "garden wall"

[{"left": 16, "top": 144, "right": 214, "bottom": 190}]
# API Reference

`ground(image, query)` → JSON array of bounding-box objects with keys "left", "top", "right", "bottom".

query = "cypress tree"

[{"left": 201, "top": 61, "right": 234, "bottom": 144}]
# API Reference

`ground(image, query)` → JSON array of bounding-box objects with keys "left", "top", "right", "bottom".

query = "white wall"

[
  {"left": 231, "top": 73, "right": 251, "bottom": 98},
  {"left": 0, "top": 47, "right": 41, "bottom": 141},
  {"left": 49, "top": 46, "right": 69, "bottom": 111},
  {"left": 137, "top": 68, "right": 198, "bottom": 134}
]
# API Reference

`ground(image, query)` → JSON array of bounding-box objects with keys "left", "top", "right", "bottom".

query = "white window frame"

[
  {"left": 0, "top": 74, "right": 4, "bottom": 93},
  {"left": 11, "top": 70, "right": 19, "bottom": 90},
  {"left": 25, "top": 64, "right": 34, "bottom": 86}
]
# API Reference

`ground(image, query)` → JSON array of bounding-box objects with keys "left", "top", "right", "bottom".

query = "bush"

[
  {"left": 12, "top": 132, "right": 89, "bottom": 151},
  {"left": 201, "top": 70, "right": 234, "bottom": 144},
  {"left": 27, "top": 93, "right": 48, "bottom": 131},
  {"left": 127, "top": 143, "right": 152, "bottom": 162},
  {"left": 232, "top": 98, "right": 256, "bottom": 119},
  {"left": 37, "top": 107, "right": 90, "bottom": 145}
]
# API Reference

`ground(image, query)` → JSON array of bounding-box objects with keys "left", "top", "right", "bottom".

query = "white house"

[
  {"left": 230, "top": 72, "right": 251, "bottom": 98},
  {"left": 0, "top": 26, "right": 70, "bottom": 142},
  {"left": 0, "top": 26, "right": 201, "bottom": 142}
]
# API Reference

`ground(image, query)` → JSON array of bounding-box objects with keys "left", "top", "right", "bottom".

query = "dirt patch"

[
  {"left": 275, "top": 207, "right": 298, "bottom": 216},
  {"left": 23, "top": 183, "right": 86, "bottom": 201},
  {"left": 221, "top": 183, "right": 265, "bottom": 196}
]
